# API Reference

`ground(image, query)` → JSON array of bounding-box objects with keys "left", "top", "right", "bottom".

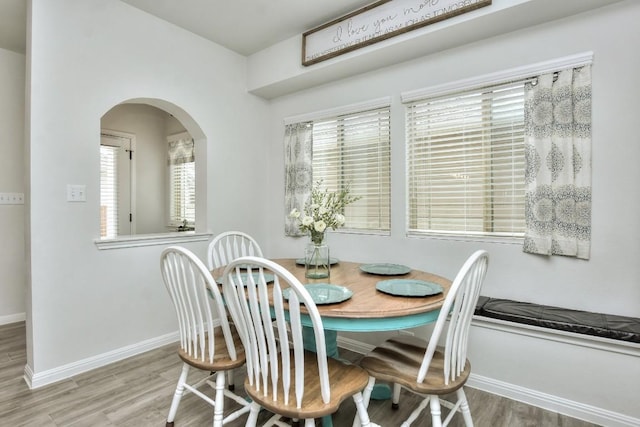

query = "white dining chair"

[
  {"left": 356, "top": 250, "right": 489, "bottom": 427},
  {"left": 160, "top": 246, "right": 251, "bottom": 427},
  {"left": 221, "top": 256, "right": 380, "bottom": 427},
  {"left": 207, "top": 231, "right": 264, "bottom": 270},
  {"left": 207, "top": 231, "right": 264, "bottom": 390}
]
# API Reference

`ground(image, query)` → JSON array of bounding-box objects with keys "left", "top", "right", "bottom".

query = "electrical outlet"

[{"left": 0, "top": 192, "right": 25, "bottom": 205}]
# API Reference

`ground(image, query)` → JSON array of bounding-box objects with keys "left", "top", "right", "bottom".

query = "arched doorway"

[{"left": 99, "top": 98, "right": 207, "bottom": 238}]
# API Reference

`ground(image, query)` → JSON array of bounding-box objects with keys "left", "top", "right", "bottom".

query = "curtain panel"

[
  {"left": 168, "top": 138, "right": 194, "bottom": 165},
  {"left": 284, "top": 122, "right": 313, "bottom": 236},
  {"left": 523, "top": 65, "right": 592, "bottom": 259}
]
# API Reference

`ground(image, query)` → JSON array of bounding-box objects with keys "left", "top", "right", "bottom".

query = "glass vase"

[{"left": 305, "top": 243, "right": 330, "bottom": 279}]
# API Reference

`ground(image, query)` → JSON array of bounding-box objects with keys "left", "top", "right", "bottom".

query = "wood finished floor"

[{"left": 1, "top": 322, "right": 601, "bottom": 427}]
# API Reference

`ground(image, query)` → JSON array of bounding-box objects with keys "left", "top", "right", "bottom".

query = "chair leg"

[
  {"left": 166, "top": 363, "right": 190, "bottom": 426},
  {"left": 246, "top": 401, "right": 261, "bottom": 426},
  {"left": 227, "top": 369, "right": 235, "bottom": 391},
  {"left": 363, "top": 376, "right": 375, "bottom": 408},
  {"left": 401, "top": 396, "right": 429, "bottom": 427},
  {"left": 392, "top": 383, "right": 401, "bottom": 409},
  {"left": 429, "top": 396, "right": 443, "bottom": 427},
  {"left": 352, "top": 377, "right": 376, "bottom": 427},
  {"left": 352, "top": 391, "right": 376, "bottom": 427},
  {"left": 456, "top": 388, "right": 474, "bottom": 427},
  {"left": 167, "top": 363, "right": 189, "bottom": 427},
  {"left": 212, "top": 371, "right": 226, "bottom": 427}
]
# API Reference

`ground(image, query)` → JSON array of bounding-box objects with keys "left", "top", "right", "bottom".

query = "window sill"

[
  {"left": 94, "top": 231, "right": 212, "bottom": 250},
  {"left": 407, "top": 232, "right": 524, "bottom": 245}
]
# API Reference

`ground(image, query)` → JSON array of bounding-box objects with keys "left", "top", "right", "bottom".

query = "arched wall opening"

[{"left": 98, "top": 98, "right": 208, "bottom": 239}]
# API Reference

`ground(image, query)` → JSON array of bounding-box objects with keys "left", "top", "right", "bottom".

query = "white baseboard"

[
  {"left": 0, "top": 312, "right": 26, "bottom": 325},
  {"left": 337, "top": 334, "right": 640, "bottom": 427},
  {"left": 466, "top": 373, "right": 640, "bottom": 427},
  {"left": 24, "top": 331, "right": 179, "bottom": 389},
  {"left": 337, "top": 335, "right": 374, "bottom": 355}
]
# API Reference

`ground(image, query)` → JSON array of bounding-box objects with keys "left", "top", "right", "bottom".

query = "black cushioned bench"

[{"left": 474, "top": 296, "right": 640, "bottom": 344}]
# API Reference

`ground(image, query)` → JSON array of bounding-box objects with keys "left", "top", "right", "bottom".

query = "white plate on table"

[
  {"left": 376, "top": 279, "right": 443, "bottom": 297},
  {"left": 360, "top": 263, "right": 411, "bottom": 276},
  {"left": 282, "top": 283, "right": 353, "bottom": 305}
]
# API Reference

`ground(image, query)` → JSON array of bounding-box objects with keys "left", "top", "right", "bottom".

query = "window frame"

[
  {"left": 286, "top": 97, "right": 392, "bottom": 235},
  {"left": 405, "top": 81, "right": 526, "bottom": 239},
  {"left": 401, "top": 52, "right": 594, "bottom": 242}
]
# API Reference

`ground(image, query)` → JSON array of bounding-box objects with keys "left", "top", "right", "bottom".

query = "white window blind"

[
  {"left": 312, "top": 106, "right": 391, "bottom": 232},
  {"left": 100, "top": 145, "right": 118, "bottom": 238},
  {"left": 168, "top": 135, "right": 195, "bottom": 227},
  {"left": 406, "top": 81, "right": 525, "bottom": 237}
]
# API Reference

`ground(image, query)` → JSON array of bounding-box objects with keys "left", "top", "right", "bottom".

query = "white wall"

[
  {"left": 0, "top": 47, "right": 26, "bottom": 324},
  {"left": 267, "top": 1, "right": 640, "bottom": 316},
  {"left": 265, "top": 0, "right": 640, "bottom": 422},
  {"left": 25, "top": 0, "right": 270, "bottom": 379}
]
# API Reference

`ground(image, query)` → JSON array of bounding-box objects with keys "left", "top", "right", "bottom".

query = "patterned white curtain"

[
  {"left": 284, "top": 122, "right": 313, "bottom": 236},
  {"left": 523, "top": 65, "right": 592, "bottom": 259},
  {"left": 168, "top": 138, "right": 194, "bottom": 165}
]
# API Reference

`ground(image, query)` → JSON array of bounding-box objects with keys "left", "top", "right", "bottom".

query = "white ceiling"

[
  {"left": 0, "top": 0, "right": 373, "bottom": 56},
  {"left": 121, "top": 0, "right": 374, "bottom": 56}
]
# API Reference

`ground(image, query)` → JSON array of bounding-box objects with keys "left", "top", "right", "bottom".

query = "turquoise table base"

[{"left": 302, "top": 327, "right": 339, "bottom": 359}]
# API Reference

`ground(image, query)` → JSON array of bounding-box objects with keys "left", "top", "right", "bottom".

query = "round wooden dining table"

[{"left": 268, "top": 258, "right": 452, "bottom": 332}]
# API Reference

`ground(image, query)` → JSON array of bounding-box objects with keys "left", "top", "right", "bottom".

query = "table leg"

[
  {"left": 302, "top": 327, "right": 339, "bottom": 358},
  {"left": 302, "top": 327, "right": 337, "bottom": 427}
]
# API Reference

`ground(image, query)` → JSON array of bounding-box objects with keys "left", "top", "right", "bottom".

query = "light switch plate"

[{"left": 67, "top": 185, "right": 86, "bottom": 202}]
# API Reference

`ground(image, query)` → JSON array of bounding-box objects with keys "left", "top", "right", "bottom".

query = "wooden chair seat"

[
  {"left": 359, "top": 336, "right": 469, "bottom": 396},
  {"left": 177, "top": 326, "right": 246, "bottom": 372},
  {"left": 245, "top": 350, "right": 370, "bottom": 420}
]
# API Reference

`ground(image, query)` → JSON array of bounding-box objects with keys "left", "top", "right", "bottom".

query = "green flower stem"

[{"left": 310, "top": 230, "right": 325, "bottom": 245}]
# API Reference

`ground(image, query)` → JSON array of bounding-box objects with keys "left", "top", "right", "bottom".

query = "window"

[
  {"left": 168, "top": 133, "right": 195, "bottom": 228},
  {"left": 311, "top": 105, "right": 391, "bottom": 232},
  {"left": 406, "top": 81, "right": 525, "bottom": 238}
]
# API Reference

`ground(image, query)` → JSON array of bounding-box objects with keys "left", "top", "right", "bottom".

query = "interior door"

[{"left": 100, "top": 132, "right": 133, "bottom": 236}]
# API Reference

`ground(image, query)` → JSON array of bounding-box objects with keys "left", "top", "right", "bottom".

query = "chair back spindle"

[
  {"left": 417, "top": 250, "right": 489, "bottom": 385},
  {"left": 222, "top": 257, "right": 331, "bottom": 409},
  {"left": 160, "top": 246, "right": 250, "bottom": 427},
  {"left": 208, "top": 231, "right": 264, "bottom": 270},
  {"left": 161, "top": 246, "right": 237, "bottom": 363}
]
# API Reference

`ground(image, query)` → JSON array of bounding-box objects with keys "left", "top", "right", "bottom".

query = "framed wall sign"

[{"left": 302, "top": 0, "right": 492, "bottom": 66}]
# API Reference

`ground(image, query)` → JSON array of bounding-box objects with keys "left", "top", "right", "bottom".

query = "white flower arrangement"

[{"left": 289, "top": 180, "right": 360, "bottom": 245}]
